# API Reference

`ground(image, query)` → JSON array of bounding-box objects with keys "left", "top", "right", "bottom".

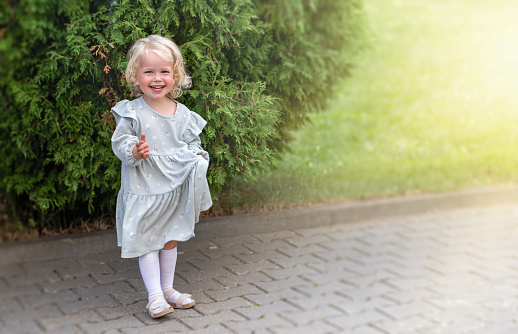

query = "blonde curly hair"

[{"left": 125, "top": 35, "right": 191, "bottom": 99}]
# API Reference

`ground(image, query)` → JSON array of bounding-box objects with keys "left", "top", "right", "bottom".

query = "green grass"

[{"left": 214, "top": 0, "right": 518, "bottom": 214}]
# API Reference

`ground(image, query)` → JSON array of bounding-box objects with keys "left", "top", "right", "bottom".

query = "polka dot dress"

[{"left": 111, "top": 97, "right": 212, "bottom": 258}]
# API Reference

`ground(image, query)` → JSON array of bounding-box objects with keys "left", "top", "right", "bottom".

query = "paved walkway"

[{"left": 1, "top": 198, "right": 518, "bottom": 333}]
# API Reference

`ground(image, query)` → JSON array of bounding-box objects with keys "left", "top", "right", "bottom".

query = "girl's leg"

[
  {"left": 159, "top": 242, "right": 177, "bottom": 292},
  {"left": 160, "top": 240, "right": 195, "bottom": 308},
  {"left": 139, "top": 250, "right": 173, "bottom": 317}
]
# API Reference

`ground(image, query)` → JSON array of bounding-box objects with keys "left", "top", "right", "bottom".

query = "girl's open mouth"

[{"left": 150, "top": 85, "right": 165, "bottom": 91}]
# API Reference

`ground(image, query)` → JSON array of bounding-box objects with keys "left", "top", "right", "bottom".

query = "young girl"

[{"left": 111, "top": 35, "right": 212, "bottom": 318}]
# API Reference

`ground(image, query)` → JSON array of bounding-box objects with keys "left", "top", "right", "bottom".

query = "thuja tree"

[{"left": 0, "top": 0, "right": 362, "bottom": 227}]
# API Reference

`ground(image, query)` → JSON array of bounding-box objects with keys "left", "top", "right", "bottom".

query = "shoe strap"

[{"left": 147, "top": 295, "right": 168, "bottom": 310}]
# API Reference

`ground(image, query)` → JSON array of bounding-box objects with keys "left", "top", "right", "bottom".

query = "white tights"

[{"left": 138, "top": 246, "right": 192, "bottom": 306}]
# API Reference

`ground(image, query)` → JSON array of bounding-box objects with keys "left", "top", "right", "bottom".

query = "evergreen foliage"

[{"left": 0, "top": 0, "right": 362, "bottom": 227}]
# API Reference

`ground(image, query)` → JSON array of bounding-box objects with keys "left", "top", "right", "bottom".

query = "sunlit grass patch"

[{"left": 213, "top": 0, "right": 518, "bottom": 214}]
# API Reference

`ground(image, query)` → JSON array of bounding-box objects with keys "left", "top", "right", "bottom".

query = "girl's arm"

[
  {"left": 133, "top": 133, "right": 150, "bottom": 159},
  {"left": 111, "top": 117, "right": 145, "bottom": 167}
]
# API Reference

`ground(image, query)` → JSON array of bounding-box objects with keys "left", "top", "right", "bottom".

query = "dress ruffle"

[{"left": 183, "top": 112, "right": 207, "bottom": 143}]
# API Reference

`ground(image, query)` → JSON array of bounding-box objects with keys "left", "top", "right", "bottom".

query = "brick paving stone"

[
  {"left": 234, "top": 249, "right": 289, "bottom": 264},
  {"left": 467, "top": 323, "right": 518, "bottom": 334},
  {"left": 4, "top": 269, "right": 61, "bottom": 288},
  {"left": 341, "top": 274, "right": 400, "bottom": 291},
  {"left": 374, "top": 315, "right": 437, "bottom": 334},
  {"left": 383, "top": 286, "right": 439, "bottom": 304},
  {"left": 0, "top": 263, "right": 25, "bottom": 278},
  {"left": 254, "top": 276, "right": 309, "bottom": 293},
  {"left": 284, "top": 234, "right": 334, "bottom": 248},
  {"left": 386, "top": 265, "right": 439, "bottom": 279},
  {"left": 178, "top": 249, "right": 210, "bottom": 262},
  {"left": 106, "top": 257, "right": 139, "bottom": 273},
  {"left": 19, "top": 288, "right": 79, "bottom": 309},
  {"left": 292, "top": 282, "right": 349, "bottom": 298},
  {"left": 0, "top": 277, "right": 6, "bottom": 291},
  {"left": 92, "top": 270, "right": 142, "bottom": 285},
  {"left": 187, "top": 324, "right": 235, "bottom": 334},
  {"left": 252, "top": 230, "right": 301, "bottom": 243},
  {"left": 351, "top": 324, "right": 387, "bottom": 334},
  {"left": 177, "top": 260, "right": 210, "bottom": 276},
  {"left": 40, "top": 275, "right": 97, "bottom": 293},
  {"left": 189, "top": 290, "right": 215, "bottom": 304},
  {"left": 58, "top": 294, "right": 120, "bottom": 315},
  {"left": 0, "top": 282, "right": 41, "bottom": 300},
  {"left": 1, "top": 319, "right": 45, "bottom": 334},
  {"left": 244, "top": 288, "right": 307, "bottom": 306},
  {"left": 326, "top": 311, "right": 389, "bottom": 330},
  {"left": 312, "top": 257, "right": 376, "bottom": 275},
  {"left": 126, "top": 277, "right": 147, "bottom": 292},
  {"left": 181, "top": 238, "right": 217, "bottom": 252},
  {"left": 483, "top": 295, "right": 518, "bottom": 310},
  {"left": 298, "top": 271, "right": 357, "bottom": 288},
  {"left": 79, "top": 315, "right": 144, "bottom": 334},
  {"left": 332, "top": 296, "right": 396, "bottom": 316},
  {"left": 203, "top": 284, "right": 265, "bottom": 302},
  {"left": 225, "top": 260, "right": 281, "bottom": 275},
  {"left": 74, "top": 250, "right": 120, "bottom": 266},
  {"left": 75, "top": 281, "right": 135, "bottom": 299},
  {"left": 279, "top": 244, "right": 331, "bottom": 259},
  {"left": 174, "top": 266, "right": 232, "bottom": 284},
  {"left": 242, "top": 239, "right": 295, "bottom": 253},
  {"left": 278, "top": 305, "right": 344, "bottom": 325},
  {"left": 1, "top": 304, "right": 63, "bottom": 327},
  {"left": 46, "top": 325, "right": 83, "bottom": 334},
  {"left": 179, "top": 309, "right": 246, "bottom": 329},
  {"left": 289, "top": 290, "right": 356, "bottom": 313},
  {"left": 271, "top": 320, "right": 339, "bottom": 334},
  {"left": 262, "top": 264, "right": 319, "bottom": 280},
  {"left": 292, "top": 225, "right": 340, "bottom": 237},
  {"left": 25, "top": 258, "right": 88, "bottom": 279},
  {"left": 195, "top": 296, "right": 251, "bottom": 315},
  {"left": 189, "top": 255, "right": 243, "bottom": 271},
  {"left": 337, "top": 282, "right": 396, "bottom": 302},
  {"left": 224, "top": 313, "right": 291, "bottom": 332},
  {"left": 272, "top": 253, "right": 325, "bottom": 269},
  {"left": 384, "top": 277, "right": 437, "bottom": 291},
  {"left": 121, "top": 318, "right": 190, "bottom": 334},
  {"left": 234, "top": 299, "right": 299, "bottom": 320},
  {"left": 39, "top": 309, "right": 102, "bottom": 332},
  {"left": 173, "top": 277, "right": 223, "bottom": 292},
  {"left": 210, "top": 235, "right": 260, "bottom": 247},
  {"left": 214, "top": 271, "right": 272, "bottom": 287},
  {"left": 96, "top": 300, "right": 147, "bottom": 320},
  {"left": 199, "top": 244, "right": 252, "bottom": 259},
  {"left": 103, "top": 330, "right": 121, "bottom": 334},
  {"left": 382, "top": 300, "right": 442, "bottom": 320}
]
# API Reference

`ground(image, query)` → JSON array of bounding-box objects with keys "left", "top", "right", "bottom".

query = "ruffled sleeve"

[
  {"left": 183, "top": 110, "right": 209, "bottom": 161},
  {"left": 111, "top": 100, "right": 143, "bottom": 167}
]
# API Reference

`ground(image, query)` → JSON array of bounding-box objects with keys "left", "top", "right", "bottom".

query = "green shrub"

[{"left": 0, "top": 0, "right": 362, "bottom": 228}]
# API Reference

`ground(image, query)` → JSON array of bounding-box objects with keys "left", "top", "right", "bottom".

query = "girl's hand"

[{"left": 133, "top": 133, "right": 150, "bottom": 159}]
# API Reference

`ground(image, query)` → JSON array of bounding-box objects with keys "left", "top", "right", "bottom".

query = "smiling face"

[{"left": 134, "top": 50, "right": 175, "bottom": 103}]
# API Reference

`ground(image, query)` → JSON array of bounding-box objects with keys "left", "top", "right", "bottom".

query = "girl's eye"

[
  {"left": 162, "top": 71, "right": 170, "bottom": 74},
  {"left": 145, "top": 71, "right": 153, "bottom": 74}
]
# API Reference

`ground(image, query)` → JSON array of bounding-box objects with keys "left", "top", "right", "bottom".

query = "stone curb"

[{"left": 1, "top": 186, "right": 517, "bottom": 266}]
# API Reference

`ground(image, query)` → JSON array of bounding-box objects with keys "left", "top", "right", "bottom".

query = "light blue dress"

[{"left": 111, "top": 97, "right": 212, "bottom": 258}]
